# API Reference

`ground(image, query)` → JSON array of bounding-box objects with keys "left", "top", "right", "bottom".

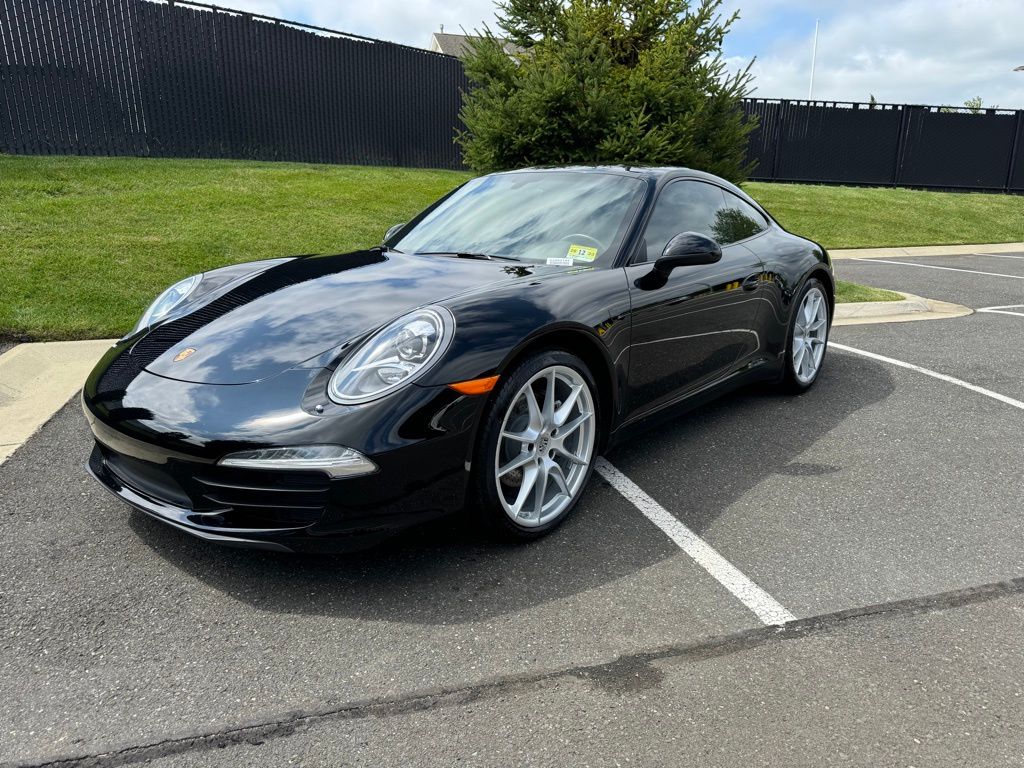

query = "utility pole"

[{"left": 808, "top": 19, "right": 820, "bottom": 100}]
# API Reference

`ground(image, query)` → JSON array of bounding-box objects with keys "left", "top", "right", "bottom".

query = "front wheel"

[
  {"left": 473, "top": 350, "right": 598, "bottom": 540},
  {"left": 782, "top": 278, "right": 830, "bottom": 392}
]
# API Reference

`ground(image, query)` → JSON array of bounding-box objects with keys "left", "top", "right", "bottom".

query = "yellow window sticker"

[{"left": 566, "top": 244, "right": 598, "bottom": 262}]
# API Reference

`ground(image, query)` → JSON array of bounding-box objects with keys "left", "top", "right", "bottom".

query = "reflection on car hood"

[{"left": 137, "top": 250, "right": 540, "bottom": 385}]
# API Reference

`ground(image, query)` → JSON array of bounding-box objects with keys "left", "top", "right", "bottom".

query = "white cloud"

[
  {"left": 211, "top": 0, "right": 1024, "bottom": 108},
  {"left": 735, "top": 0, "right": 1024, "bottom": 108},
  {"left": 214, "top": 0, "right": 500, "bottom": 47}
]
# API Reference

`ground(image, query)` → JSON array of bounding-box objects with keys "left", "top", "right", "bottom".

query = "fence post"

[
  {"left": 769, "top": 100, "right": 786, "bottom": 181},
  {"left": 1005, "top": 110, "right": 1023, "bottom": 193},
  {"left": 892, "top": 104, "right": 912, "bottom": 187}
]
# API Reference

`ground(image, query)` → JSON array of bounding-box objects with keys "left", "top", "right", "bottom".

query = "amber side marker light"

[{"left": 448, "top": 375, "right": 500, "bottom": 395}]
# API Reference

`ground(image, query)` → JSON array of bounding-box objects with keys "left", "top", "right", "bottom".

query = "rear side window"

[
  {"left": 640, "top": 180, "right": 728, "bottom": 262},
  {"left": 718, "top": 192, "right": 770, "bottom": 244}
]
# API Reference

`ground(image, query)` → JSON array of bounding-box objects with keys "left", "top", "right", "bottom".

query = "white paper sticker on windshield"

[
  {"left": 567, "top": 244, "right": 598, "bottom": 262},
  {"left": 546, "top": 256, "right": 574, "bottom": 266}
]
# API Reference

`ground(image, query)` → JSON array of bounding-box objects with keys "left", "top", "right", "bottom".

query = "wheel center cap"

[{"left": 538, "top": 435, "right": 551, "bottom": 452}]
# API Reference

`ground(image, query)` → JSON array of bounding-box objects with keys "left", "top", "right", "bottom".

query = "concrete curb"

[
  {"left": 0, "top": 339, "right": 116, "bottom": 465},
  {"left": 830, "top": 242, "right": 1024, "bottom": 260},
  {"left": 834, "top": 292, "right": 972, "bottom": 326}
]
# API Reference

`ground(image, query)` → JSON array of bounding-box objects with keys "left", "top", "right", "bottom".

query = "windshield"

[{"left": 392, "top": 171, "right": 646, "bottom": 266}]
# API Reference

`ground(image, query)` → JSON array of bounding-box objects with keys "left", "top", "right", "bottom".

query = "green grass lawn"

[
  {"left": 834, "top": 279, "right": 904, "bottom": 304},
  {"left": 3, "top": 155, "right": 1022, "bottom": 340},
  {"left": 746, "top": 181, "right": 1024, "bottom": 250},
  {"left": 0, "top": 156, "right": 470, "bottom": 340}
]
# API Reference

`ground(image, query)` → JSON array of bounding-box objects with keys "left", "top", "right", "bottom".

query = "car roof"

[
  {"left": 497, "top": 164, "right": 717, "bottom": 178},
  {"left": 490, "top": 165, "right": 751, "bottom": 201}
]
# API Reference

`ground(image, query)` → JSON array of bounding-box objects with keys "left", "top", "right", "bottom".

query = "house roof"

[{"left": 429, "top": 32, "right": 523, "bottom": 58}]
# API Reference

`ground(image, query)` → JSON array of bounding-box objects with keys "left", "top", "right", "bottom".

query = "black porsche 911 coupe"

[{"left": 83, "top": 166, "right": 833, "bottom": 552}]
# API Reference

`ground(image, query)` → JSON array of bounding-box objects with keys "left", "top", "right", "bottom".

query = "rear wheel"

[
  {"left": 473, "top": 350, "right": 598, "bottom": 540},
  {"left": 782, "top": 278, "right": 830, "bottom": 392}
]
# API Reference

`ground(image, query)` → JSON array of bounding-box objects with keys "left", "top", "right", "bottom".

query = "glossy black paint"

[
  {"left": 660, "top": 232, "right": 724, "bottom": 267},
  {"left": 83, "top": 166, "right": 832, "bottom": 552}
]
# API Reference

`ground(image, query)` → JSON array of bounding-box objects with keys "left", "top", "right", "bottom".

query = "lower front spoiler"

[{"left": 87, "top": 449, "right": 297, "bottom": 552}]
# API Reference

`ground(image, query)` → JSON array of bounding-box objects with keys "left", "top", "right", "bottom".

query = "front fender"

[{"left": 417, "top": 268, "right": 632, "bottom": 388}]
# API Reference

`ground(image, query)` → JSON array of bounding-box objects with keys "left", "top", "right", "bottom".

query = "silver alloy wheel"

[
  {"left": 792, "top": 286, "right": 829, "bottom": 384},
  {"left": 495, "top": 365, "right": 596, "bottom": 527}
]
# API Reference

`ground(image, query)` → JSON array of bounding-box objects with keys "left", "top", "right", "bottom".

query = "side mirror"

[
  {"left": 656, "top": 232, "right": 723, "bottom": 273},
  {"left": 384, "top": 222, "right": 406, "bottom": 243},
  {"left": 634, "top": 232, "right": 723, "bottom": 290}
]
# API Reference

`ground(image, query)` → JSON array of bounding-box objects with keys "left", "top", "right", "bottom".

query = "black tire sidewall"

[
  {"left": 472, "top": 349, "right": 599, "bottom": 539},
  {"left": 783, "top": 277, "right": 830, "bottom": 392}
]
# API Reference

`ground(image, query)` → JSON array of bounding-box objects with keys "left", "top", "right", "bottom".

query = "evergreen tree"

[{"left": 457, "top": 0, "right": 756, "bottom": 181}]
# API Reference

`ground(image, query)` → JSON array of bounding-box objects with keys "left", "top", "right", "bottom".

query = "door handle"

[{"left": 742, "top": 274, "right": 760, "bottom": 291}]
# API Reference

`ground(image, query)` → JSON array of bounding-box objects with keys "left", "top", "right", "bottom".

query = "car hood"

[{"left": 136, "top": 250, "right": 541, "bottom": 385}]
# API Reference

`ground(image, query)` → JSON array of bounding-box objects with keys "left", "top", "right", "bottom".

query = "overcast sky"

[{"left": 210, "top": 0, "right": 1024, "bottom": 109}]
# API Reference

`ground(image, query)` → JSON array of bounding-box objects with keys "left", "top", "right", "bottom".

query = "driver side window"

[{"left": 639, "top": 181, "right": 729, "bottom": 263}]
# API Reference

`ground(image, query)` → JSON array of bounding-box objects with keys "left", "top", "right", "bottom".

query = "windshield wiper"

[{"left": 417, "top": 251, "right": 519, "bottom": 262}]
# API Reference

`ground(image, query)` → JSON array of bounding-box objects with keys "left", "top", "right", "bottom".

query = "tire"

[
  {"left": 472, "top": 350, "right": 599, "bottom": 541},
  {"left": 781, "top": 277, "right": 831, "bottom": 393}
]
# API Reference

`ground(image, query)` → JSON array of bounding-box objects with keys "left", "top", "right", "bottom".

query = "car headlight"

[
  {"left": 328, "top": 307, "right": 454, "bottom": 405},
  {"left": 131, "top": 274, "right": 202, "bottom": 335}
]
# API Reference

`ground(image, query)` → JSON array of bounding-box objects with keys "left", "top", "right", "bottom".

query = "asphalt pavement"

[{"left": 2, "top": 250, "right": 1023, "bottom": 767}]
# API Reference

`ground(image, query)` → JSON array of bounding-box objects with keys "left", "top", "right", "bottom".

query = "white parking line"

[
  {"left": 831, "top": 343, "right": 1024, "bottom": 411},
  {"left": 976, "top": 253, "right": 1024, "bottom": 261},
  {"left": 978, "top": 305, "right": 1024, "bottom": 318},
  {"left": 850, "top": 257, "right": 1024, "bottom": 280},
  {"left": 595, "top": 457, "right": 796, "bottom": 626}
]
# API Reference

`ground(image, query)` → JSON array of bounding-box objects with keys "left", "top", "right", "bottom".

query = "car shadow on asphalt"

[
  {"left": 129, "top": 352, "right": 895, "bottom": 624},
  {"left": 603, "top": 352, "right": 897, "bottom": 536}
]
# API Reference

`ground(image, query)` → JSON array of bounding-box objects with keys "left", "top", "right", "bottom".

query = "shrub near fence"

[
  {"left": 743, "top": 99, "right": 1024, "bottom": 193},
  {"left": 0, "top": 0, "right": 468, "bottom": 169},
  {"left": 3, "top": 0, "right": 1024, "bottom": 190}
]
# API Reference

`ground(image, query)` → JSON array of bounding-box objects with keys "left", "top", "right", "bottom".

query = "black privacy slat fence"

[
  {"left": 2, "top": 0, "right": 1024, "bottom": 190},
  {"left": 0, "top": 0, "right": 468, "bottom": 168},
  {"left": 742, "top": 99, "right": 1024, "bottom": 192}
]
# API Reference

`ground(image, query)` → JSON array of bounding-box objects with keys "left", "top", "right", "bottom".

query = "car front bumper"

[
  {"left": 82, "top": 345, "right": 485, "bottom": 553},
  {"left": 88, "top": 444, "right": 297, "bottom": 551}
]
